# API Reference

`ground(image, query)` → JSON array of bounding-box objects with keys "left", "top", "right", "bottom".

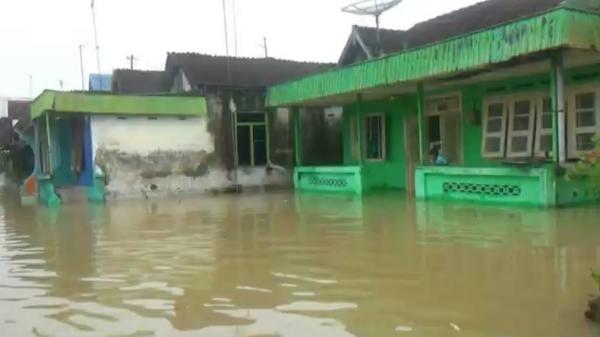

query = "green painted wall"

[
  {"left": 342, "top": 97, "right": 414, "bottom": 190},
  {"left": 53, "top": 118, "right": 76, "bottom": 188}
]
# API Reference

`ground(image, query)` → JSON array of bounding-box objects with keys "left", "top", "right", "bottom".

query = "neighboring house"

[
  {"left": 338, "top": 25, "right": 408, "bottom": 65},
  {"left": 163, "top": 53, "right": 337, "bottom": 189},
  {"left": 111, "top": 69, "right": 166, "bottom": 94},
  {"left": 338, "top": 0, "right": 565, "bottom": 65},
  {"left": 29, "top": 90, "right": 207, "bottom": 205},
  {"left": 89, "top": 74, "right": 112, "bottom": 92},
  {"left": 267, "top": 0, "right": 600, "bottom": 208}
]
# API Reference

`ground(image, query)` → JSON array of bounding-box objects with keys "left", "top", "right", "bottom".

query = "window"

[
  {"left": 236, "top": 112, "right": 267, "bottom": 167},
  {"left": 507, "top": 98, "right": 535, "bottom": 157},
  {"left": 364, "top": 114, "right": 385, "bottom": 161},
  {"left": 482, "top": 99, "right": 507, "bottom": 158},
  {"left": 425, "top": 95, "right": 462, "bottom": 164},
  {"left": 568, "top": 90, "right": 598, "bottom": 157},
  {"left": 535, "top": 97, "right": 553, "bottom": 157}
]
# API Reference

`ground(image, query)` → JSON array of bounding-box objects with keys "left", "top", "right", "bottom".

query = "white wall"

[
  {"left": 90, "top": 115, "right": 291, "bottom": 200},
  {"left": 91, "top": 116, "right": 216, "bottom": 199},
  {"left": 91, "top": 116, "right": 213, "bottom": 157}
]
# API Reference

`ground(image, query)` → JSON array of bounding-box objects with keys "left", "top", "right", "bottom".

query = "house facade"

[
  {"left": 163, "top": 53, "right": 340, "bottom": 191},
  {"left": 29, "top": 91, "right": 207, "bottom": 205},
  {"left": 267, "top": 0, "right": 600, "bottom": 208}
]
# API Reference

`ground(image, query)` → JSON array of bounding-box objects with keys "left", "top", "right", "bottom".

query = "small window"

[
  {"left": 482, "top": 100, "right": 507, "bottom": 158},
  {"left": 364, "top": 114, "right": 385, "bottom": 161},
  {"left": 535, "top": 97, "right": 553, "bottom": 157},
  {"left": 507, "top": 98, "right": 535, "bottom": 158},
  {"left": 568, "top": 90, "right": 599, "bottom": 157}
]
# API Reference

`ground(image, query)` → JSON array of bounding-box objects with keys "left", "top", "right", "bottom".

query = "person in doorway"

[{"left": 429, "top": 145, "right": 448, "bottom": 166}]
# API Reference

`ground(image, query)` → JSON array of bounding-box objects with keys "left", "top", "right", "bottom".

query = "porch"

[{"left": 272, "top": 7, "right": 600, "bottom": 207}]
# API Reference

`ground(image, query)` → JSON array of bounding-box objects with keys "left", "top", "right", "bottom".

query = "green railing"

[
  {"left": 294, "top": 166, "right": 363, "bottom": 195},
  {"left": 415, "top": 166, "right": 556, "bottom": 207}
]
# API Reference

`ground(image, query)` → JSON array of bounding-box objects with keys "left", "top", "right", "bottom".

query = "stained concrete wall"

[{"left": 90, "top": 94, "right": 293, "bottom": 199}]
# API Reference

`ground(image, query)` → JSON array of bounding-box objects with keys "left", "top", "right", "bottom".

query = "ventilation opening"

[{"left": 443, "top": 182, "right": 522, "bottom": 197}]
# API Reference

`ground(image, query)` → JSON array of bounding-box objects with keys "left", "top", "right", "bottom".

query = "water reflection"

[{"left": 0, "top": 192, "right": 599, "bottom": 336}]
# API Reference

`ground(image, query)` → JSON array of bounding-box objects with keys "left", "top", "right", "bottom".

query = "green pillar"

[
  {"left": 357, "top": 94, "right": 364, "bottom": 165},
  {"left": 45, "top": 112, "right": 54, "bottom": 174},
  {"left": 293, "top": 107, "right": 303, "bottom": 167},
  {"left": 551, "top": 53, "right": 566, "bottom": 164},
  {"left": 417, "top": 83, "right": 426, "bottom": 165}
]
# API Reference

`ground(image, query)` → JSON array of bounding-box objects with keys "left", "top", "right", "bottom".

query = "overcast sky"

[{"left": 0, "top": 0, "right": 482, "bottom": 98}]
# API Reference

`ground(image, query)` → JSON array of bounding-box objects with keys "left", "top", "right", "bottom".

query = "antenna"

[
  {"left": 342, "top": 0, "right": 404, "bottom": 43},
  {"left": 79, "top": 44, "right": 85, "bottom": 90},
  {"left": 221, "top": 0, "right": 230, "bottom": 56},
  {"left": 232, "top": 0, "right": 239, "bottom": 56},
  {"left": 91, "top": 0, "right": 102, "bottom": 74},
  {"left": 262, "top": 37, "right": 268, "bottom": 58},
  {"left": 126, "top": 54, "right": 137, "bottom": 70}
]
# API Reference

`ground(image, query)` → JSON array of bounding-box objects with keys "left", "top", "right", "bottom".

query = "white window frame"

[
  {"left": 535, "top": 95, "right": 553, "bottom": 157},
  {"left": 506, "top": 96, "right": 536, "bottom": 158},
  {"left": 482, "top": 97, "right": 508, "bottom": 158},
  {"left": 364, "top": 113, "right": 386, "bottom": 162},
  {"left": 567, "top": 86, "right": 600, "bottom": 159}
]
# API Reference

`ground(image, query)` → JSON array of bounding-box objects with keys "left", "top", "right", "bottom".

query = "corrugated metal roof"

[
  {"left": 30, "top": 91, "right": 207, "bottom": 120},
  {"left": 267, "top": 8, "right": 600, "bottom": 107}
]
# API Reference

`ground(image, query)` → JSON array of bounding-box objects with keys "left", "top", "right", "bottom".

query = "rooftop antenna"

[
  {"left": 126, "top": 54, "right": 137, "bottom": 70},
  {"left": 221, "top": 0, "right": 230, "bottom": 56},
  {"left": 79, "top": 44, "right": 85, "bottom": 90},
  {"left": 342, "top": 0, "right": 404, "bottom": 46},
  {"left": 232, "top": 0, "right": 239, "bottom": 56},
  {"left": 90, "top": 0, "right": 102, "bottom": 75}
]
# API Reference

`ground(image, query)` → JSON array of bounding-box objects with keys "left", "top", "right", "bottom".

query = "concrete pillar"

[
  {"left": 357, "top": 94, "right": 364, "bottom": 165},
  {"left": 551, "top": 53, "right": 567, "bottom": 164},
  {"left": 417, "top": 83, "right": 426, "bottom": 165},
  {"left": 293, "top": 107, "right": 303, "bottom": 167},
  {"left": 45, "top": 112, "right": 54, "bottom": 174}
]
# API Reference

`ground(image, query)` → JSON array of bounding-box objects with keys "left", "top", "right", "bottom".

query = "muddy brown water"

[{"left": 1, "top": 191, "right": 600, "bottom": 337}]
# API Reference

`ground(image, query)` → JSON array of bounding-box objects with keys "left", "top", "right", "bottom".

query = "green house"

[{"left": 267, "top": 0, "right": 600, "bottom": 207}]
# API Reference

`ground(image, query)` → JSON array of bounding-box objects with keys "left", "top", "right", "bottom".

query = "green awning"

[
  {"left": 31, "top": 90, "right": 207, "bottom": 119},
  {"left": 267, "top": 8, "right": 600, "bottom": 107}
]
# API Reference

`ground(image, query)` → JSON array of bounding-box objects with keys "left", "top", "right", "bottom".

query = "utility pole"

[
  {"left": 79, "top": 44, "right": 85, "bottom": 90},
  {"left": 221, "top": 0, "right": 230, "bottom": 56},
  {"left": 126, "top": 54, "right": 137, "bottom": 70},
  {"left": 28, "top": 75, "right": 32, "bottom": 98},
  {"left": 91, "top": 0, "right": 102, "bottom": 75},
  {"left": 262, "top": 37, "right": 269, "bottom": 58},
  {"left": 59, "top": 80, "right": 64, "bottom": 90}
]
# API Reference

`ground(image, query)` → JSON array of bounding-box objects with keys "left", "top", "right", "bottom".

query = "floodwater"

[{"left": 0, "top": 192, "right": 600, "bottom": 337}]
